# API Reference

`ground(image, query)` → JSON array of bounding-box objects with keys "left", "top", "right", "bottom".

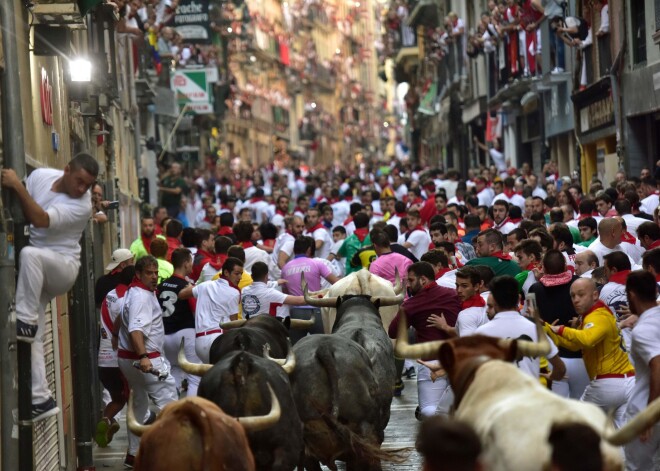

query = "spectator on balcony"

[
  {"left": 530, "top": 0, "right": 566, "bottom": 74},
  {"left": 596, "top": 0, "right": 609, "bottom": 37},
  {"left": 397, "top": 2, "right": 416, "bottom": 47},
  {"left": 520, "top": 0, "right": 544, "bottom": 75}
]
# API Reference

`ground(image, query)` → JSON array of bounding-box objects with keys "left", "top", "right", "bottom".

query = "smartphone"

[{"left": 106, "top": 201, "right": 120, "bottom": 210}]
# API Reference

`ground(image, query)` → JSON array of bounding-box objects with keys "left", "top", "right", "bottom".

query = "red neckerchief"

[
  {"left": 129, "top": 276, "right": 155, "bottom": 292},
  {"left": 583, "top": 300, "right": 609, "bottom": 321},
  {"left": 293, "top": 206, "right": 304, "bottom": 214},
  {"left": 649, "top": 240, "right": 660, "bottom": 250},
  {"left": 609, "top": 270, "right": 631, "bottom": 285},
  {"left": 308, "top": 223, "right": 325, "bottom": 233},
  {"left": 503, "top": 188, "right": 515, "bottom": 199},
  {"left": 395, "top": 212, "right": 407, "bottom": 218},
  {"left": 493, "top": 217, "right": 511, "bottom": 230},
  {"left": 510, "top": 218, "right": 522, "bottom": 224},
  {"left": 141, "top": 234, "right": 155, "bottom": 254},
  {"left": 110, "top": 267, "right": 123, "bottom": 275},
  {"left": 411, "top": 225, "right": 427, "bottom": 233},
  {"left": 525, "top": 262, "right": 540, "bottom": 271},
  {"left": 437, "top": 207, "right": 448, "bottom": 215},
  {"left": 655, "top": 274, "right": 660, "bottom": 283},
  {"left": 218, "top": 226, "right": 233, "bottom": 236},
  {"left": 208, "top": 254, "right": 227, "bottom": 271},
  {"left": 154, "top": 225, "right": 163, "bottom": 236},
  {"left": 354, "top": 228, "right": 369, "bottom": 242},
  {"left": 197, "top": 249, "right": 214, "bottom": 261},
  {"left": 621, "top": 232, "right": 637, "bottom": 245},
  {"left": 222, "top": 276, "right": 241, "bottom": 293},
  {"left": 540, "top": 271, "right": 572, "bottom": 287},
  {"left": 411, "top": 197, "right": 424, "bottom": 206},
  {"left": 604, "top": 208, "right": 618, "bottom": 217},
  {"left": 435, "top": 267, "right": 452, "bottom": 280},
  {"left": 250, "top": 197, "right": 263, "bottom": 203},
  {"left": 490, "top": 251, "right": 512, "bottom": 261},
  {"left": 276, "top": 209, "right": 288, "bottom": 216},
  {"left": 578, "top": 213, "right": 591, "bottom": 221},
  {"left": 343, "top": 216, "right": 353, "bottom": 225},
  {"left": 345, "top": 196, "right": 353, "bottom": 202},
  {"left": 462, "top": 294, "right": 486, "bottom": 310},
  {"left": 239, "top": 241, "right": 254, "bottom": 249}
]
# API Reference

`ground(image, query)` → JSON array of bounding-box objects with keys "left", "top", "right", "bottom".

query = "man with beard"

[
  {"left": 388, "top": 262, "right": 461, "bottom": 419},
  {"left": 304, "top": 206, "right": 333, "bottom": 259},
  {"left": 466, "top": 229, "right": 521, "bottom": 277},
  {"left": 271, "top": 216, "right": 305, "bottom": 277},
  {"left": 270, "top": 194, "right": 290, "bottom": 234},
  {"left": 130, "top": 216, "right": 165, "bottom": 260},
  {"left": 491, "top": 200, "right": 517, "bottom": 235}
]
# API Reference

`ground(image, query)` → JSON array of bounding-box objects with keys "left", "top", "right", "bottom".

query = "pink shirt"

[
  {"left": 369, "top": 251, "right": 413, "bottom": 284},
  {"left": 282, "top": 255, "right": 332, "bottom": 297}
]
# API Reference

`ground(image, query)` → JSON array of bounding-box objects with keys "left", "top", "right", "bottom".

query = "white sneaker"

[{"left": 551, "top": 67, "right": 565, "bottom": 74}]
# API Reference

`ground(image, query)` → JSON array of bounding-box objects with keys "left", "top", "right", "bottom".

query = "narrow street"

[{"left": 93, "top": 376, "right": 422, "bottom": 470}]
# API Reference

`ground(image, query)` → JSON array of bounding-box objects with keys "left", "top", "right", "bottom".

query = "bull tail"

[
  {"left": 319, "top": 413, "right": 411, "bottom": 466},
  {"left": 315, "top": 343, "right": 341, "bottom": 418}
]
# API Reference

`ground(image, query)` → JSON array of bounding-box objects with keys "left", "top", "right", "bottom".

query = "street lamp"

[{"left": 69, "top": 58, "right": 92, "bottom": 82}]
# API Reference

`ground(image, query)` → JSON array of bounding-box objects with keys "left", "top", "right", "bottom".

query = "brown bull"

[{"left": 128, "top": 387, "right": 281, "bottom": 471}]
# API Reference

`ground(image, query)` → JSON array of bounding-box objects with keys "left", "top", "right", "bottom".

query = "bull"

[
  {"left": 394, "top": 312, "right": 660, "bottom": 471},
  {"left": 126, "top": 386, "right": 281, "bottom": 471},
  {"left": 302, "top": 281, "right": 403, "bottom": 430},
  {"left": 307, "top": 269, "right": 403, "bottom": 333},
  {"left": 189, "top": 350, "right": 305, "bottom": 471},
  {"left": 290, "top": 334, "right": 405, "bottom": 471},
  {"left": 212, "top": 314, "right": 314, "bottom": 363}
]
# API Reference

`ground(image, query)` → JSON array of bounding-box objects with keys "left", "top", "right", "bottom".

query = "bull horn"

[
  {"left": 220, "top": 319, "right": 247, "bottom": 329},
  {"left": 263, "top": 343, "right": 296, "bottom": 374},
  {"left": 290, "top": 318, "right": 315, "bottom": 329},
  {"left": 509, "top": 304, "right": 552, "bottom": 358},
  {"left": 237, "top": 384, "right": 281, "bottom": 432},
  {"left": 178, "top": 338, "right": 213, "bottom": 376},
  {"left": 302, "top": 272, "right": 338, "bottom": 307},
  {"left": 394, "top": 311, "right": 444, "bottom": 359},
  {"left": 605, "top": 395, "right": 660, "bottom": 446},
  {"left": 306, "top": 288, "right": 330, "bottom": 297},
  {"left": 392, "top": 268, "right": 403, "bottom": 295},
  {"left": 370, "top": 293, "right": 405, "bottom": 307},
  {"left": 127, "top": 390, "right": 152, "bottom": 437}
]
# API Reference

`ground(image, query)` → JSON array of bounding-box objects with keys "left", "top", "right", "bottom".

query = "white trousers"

[
  {"left": 417, "top": 362, "right": 454, "bottom": 418},
  {"left": 551, "top": 357, "right": 591, "bottom": 400},
  {"left": 195, "top": 333, "right": 221, "bottom": 364},
  {"left": 163, "top": 329, "right": 201, "bottom": 396},
  {"left": 581, "top": 376, "right": 635, "bottom": 429},
  {"left": 16, "top": 247, "right": 80, "bottom": 403},
  {"left": 118, "top": 356, "right": 178, "bottom": 455},
  {"left": 625, "top": 424, "right": 660, "bottom": 471}
]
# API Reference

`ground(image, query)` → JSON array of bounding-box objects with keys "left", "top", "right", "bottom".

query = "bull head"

[
  {"left": 263, "top": 342, "right": 296, "bottom": 374},
  {"left": 179, "top": 338, "right": 214, "bottom": 376},
  {"left": 302, "top": 273, "right": 405, "bottom": 308}
]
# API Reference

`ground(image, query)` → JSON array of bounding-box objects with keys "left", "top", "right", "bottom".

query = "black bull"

[
  {"left": 290, "top": 296, "right": 402, "bottom": 471},
  {"left": 210, "top": 315, "right": 292, "bottom": 363},
  {"left": 198, "top": 351, "right": 304, "bottom": 471}
]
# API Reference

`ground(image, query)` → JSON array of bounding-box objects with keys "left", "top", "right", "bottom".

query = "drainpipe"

[
  {"left": 0, "top": 1, "right": 30, "bottom": 470},
  {"left": 609, "top": 0, "right": 626, "bottom": 167}
]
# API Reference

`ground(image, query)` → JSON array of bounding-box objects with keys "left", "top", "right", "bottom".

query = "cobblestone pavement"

[{"left": 93, "top": 377, "right": 421, "bottom": 470}]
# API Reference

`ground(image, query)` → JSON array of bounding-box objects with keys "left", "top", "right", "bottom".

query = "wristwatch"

[{"left": 139, "top": 353, "right": 149, "bottom": 359}]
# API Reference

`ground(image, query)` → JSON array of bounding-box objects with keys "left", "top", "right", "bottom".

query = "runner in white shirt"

[
  {"left": 269, "top": 195, "right": 290, "bottom": 234},
  {"left": 589, "top": 218, "right": 638, "bottom": 267},
  {"left": 403, "top": 210, "right": 432, "bottom": 260},
  {"left": 491, "top": 200, "right": 517, "bottom": 235},
  {"left": 179, "top": 257, "right": 243, "bottom": 363},
  {"left": 117, "top": 256, "right": 178, "bottom": 463},
  {"left": 241, "top": 262, "right": 306, "bottom": 319},
  {"left": 304, "top": 207, "right": 333, "bottom": 259},
  {"left": 623, "top": 271, "right": 660, "bottom": 470},
  {"left": 234, "top": 220, "right": 271, "bottom": 274},
  {"left": 639, "top": 177, "right": 659, "bottom": 215},
  {"left": 474, "top": 276, "right": 563, "bottom": 380},
  {"left": 270, "top": 216, "right": 304, "bottom": 278}
]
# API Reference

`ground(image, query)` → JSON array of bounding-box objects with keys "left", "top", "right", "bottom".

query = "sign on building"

[
  {"left": 174, "top": 0, "right": 211, "bottom": 43},
  {"left": 170, "top": 69, "right": 214, "bottom": 114}
]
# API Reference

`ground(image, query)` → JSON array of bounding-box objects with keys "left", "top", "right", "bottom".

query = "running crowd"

[{"left": 90, "top": 156, "right": 660, "bottom": 469}]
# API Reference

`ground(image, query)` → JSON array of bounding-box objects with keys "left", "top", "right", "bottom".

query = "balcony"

[
  {"left": 406, "top": 0, "right": 440, "bottom": 29},
  {"left": 31, "top": 0, "right": 99, "bottom": 28}
]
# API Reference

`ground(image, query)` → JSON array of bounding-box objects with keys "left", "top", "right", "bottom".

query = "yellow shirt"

[
  {"left": 212, "top": 271, "right": 253, "bottom": 318},
  {"left": 545, "top": 303, "right": 634, "bottom": 380}
]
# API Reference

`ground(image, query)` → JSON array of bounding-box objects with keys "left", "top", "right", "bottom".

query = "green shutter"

[{"left": 78, "top": 0, "right": 103, "bottom": 16}]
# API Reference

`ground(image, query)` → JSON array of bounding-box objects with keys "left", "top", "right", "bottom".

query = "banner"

[
  {"left": 174, "top": 0, "right": 211, "bottom": 43},
  {"left": 171, "top": 69, "right": 214, "bottom": 114}
]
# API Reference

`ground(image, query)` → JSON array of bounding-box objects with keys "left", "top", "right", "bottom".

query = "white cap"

[{"left": 106, "top": 249, "right": 134, "bottom": 271}]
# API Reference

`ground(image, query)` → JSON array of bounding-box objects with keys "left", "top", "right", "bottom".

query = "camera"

[{"left": 106, "top": 201, "right": 120, "bottom": 210}]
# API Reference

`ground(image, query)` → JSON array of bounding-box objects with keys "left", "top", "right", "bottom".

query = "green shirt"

[
  {"left": 465, "top": 256, "right": 521, "bottom": 277},
  {"left": 338, "top": 234, "right": 372, "bottom": 275},
  {"left": 577, "top": 236, "right": 596, "bottom": 248},
  {"left": 160, "top": 175, "right": 187, "bottom": 208},
  {"left": 129, "top": 235, "right": 166, "bottom": 261},
  {"left": 569, "top": 226, "right": 582, "bottom": 245},
  {"left": 157, "top": 259, "right": 173, "bottom": 284}
]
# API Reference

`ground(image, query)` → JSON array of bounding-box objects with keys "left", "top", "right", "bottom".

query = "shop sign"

[
  {"left": 580, "top": 95, "right": 614, "bottom": 134},
  {"left": 40, "top": 68, "right": 53, "bottom": 126},
  {"left": 174, "top": 0, "right": 211, "bottom": 43},
  {"left": 171, "top": 69, "right": 213, "bottom": 114}
]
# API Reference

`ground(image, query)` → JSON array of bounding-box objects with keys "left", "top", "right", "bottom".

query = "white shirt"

[
  {"left": 640, "top": 193, "right": 659, "bottom": 216},
  {"left": 241, "top": 281, "right": 288, "bottom": 319},
  {"left": 626, "top": 306, "right": 660, "bottom": 418},
  {"left": 622, "top": 240, "right": 644, "bottom": 264},
  {"left": 244, "top": 246, "right": 270, "bottom": 274},
  {"left": 197, "top": 262, "right": 220, "bottom": 284},
  {"left": 588, "top": 238, "right": 637, "bottom": 267},
  {"left": 406, "top": 228, "right": 432, "bottom": 260},
  {"left": 532, "top": 186, "right": 548, "bottom": 199},
  {"left": 456, "top": 306, "right": 488, "bottom": 337},
  {"left": 119, "top": 285, "right": 166, "bottom": 355},
  {"left": 270, "top": 213, "right": 287, "bottom": 234},
  {"left": 436, "top": 269, "right": 457, "bottom": 289},
  {"left": 477, "top": 188, "right": 494, "bottom": 207},
  {"left": 331, "top": 200, "right": 351, "bottom": 228},
  {"left": 621, "top": 214, "right": 647, "bottom": 238},
  {"left": 493, "top": 219, "right": 517, "bottom": 235},
  {"left": 394, "top": 184, "right": 408, "bottom": 201},
  {"left": 99, "top": 287, "right": 126, "bottom": 367},
  {"left": 599, "top": 281, "right": 628, "bottom": 318},
  {"left": 305, "top": 226, "right": 333, "bottom": 259},
  {"left": 27, "top": 168, "right": 92, "bottom": 259},
  {"left": 250, "top": 200, "right": 270, "bottom": 224},
  {"left": 581, "top": 269, "right": 594, "bottom": 279},
  {"left": 192, "top": 278, "right": 240, "bottom": 333},
  {"left": 474, "top": 310, "right": 559, "bottom": 379},
  {"left": 489, "top": 148, "right": 507, "bottom": 174}
]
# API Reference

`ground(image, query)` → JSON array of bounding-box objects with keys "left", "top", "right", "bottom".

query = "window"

[{"left": 632, "top": 0, "right": 647, "bottom": 65}]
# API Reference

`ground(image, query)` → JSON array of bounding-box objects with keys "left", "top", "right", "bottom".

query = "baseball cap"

[{"left": 106, "top": 249, "right": 134, "bottom": 271}]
